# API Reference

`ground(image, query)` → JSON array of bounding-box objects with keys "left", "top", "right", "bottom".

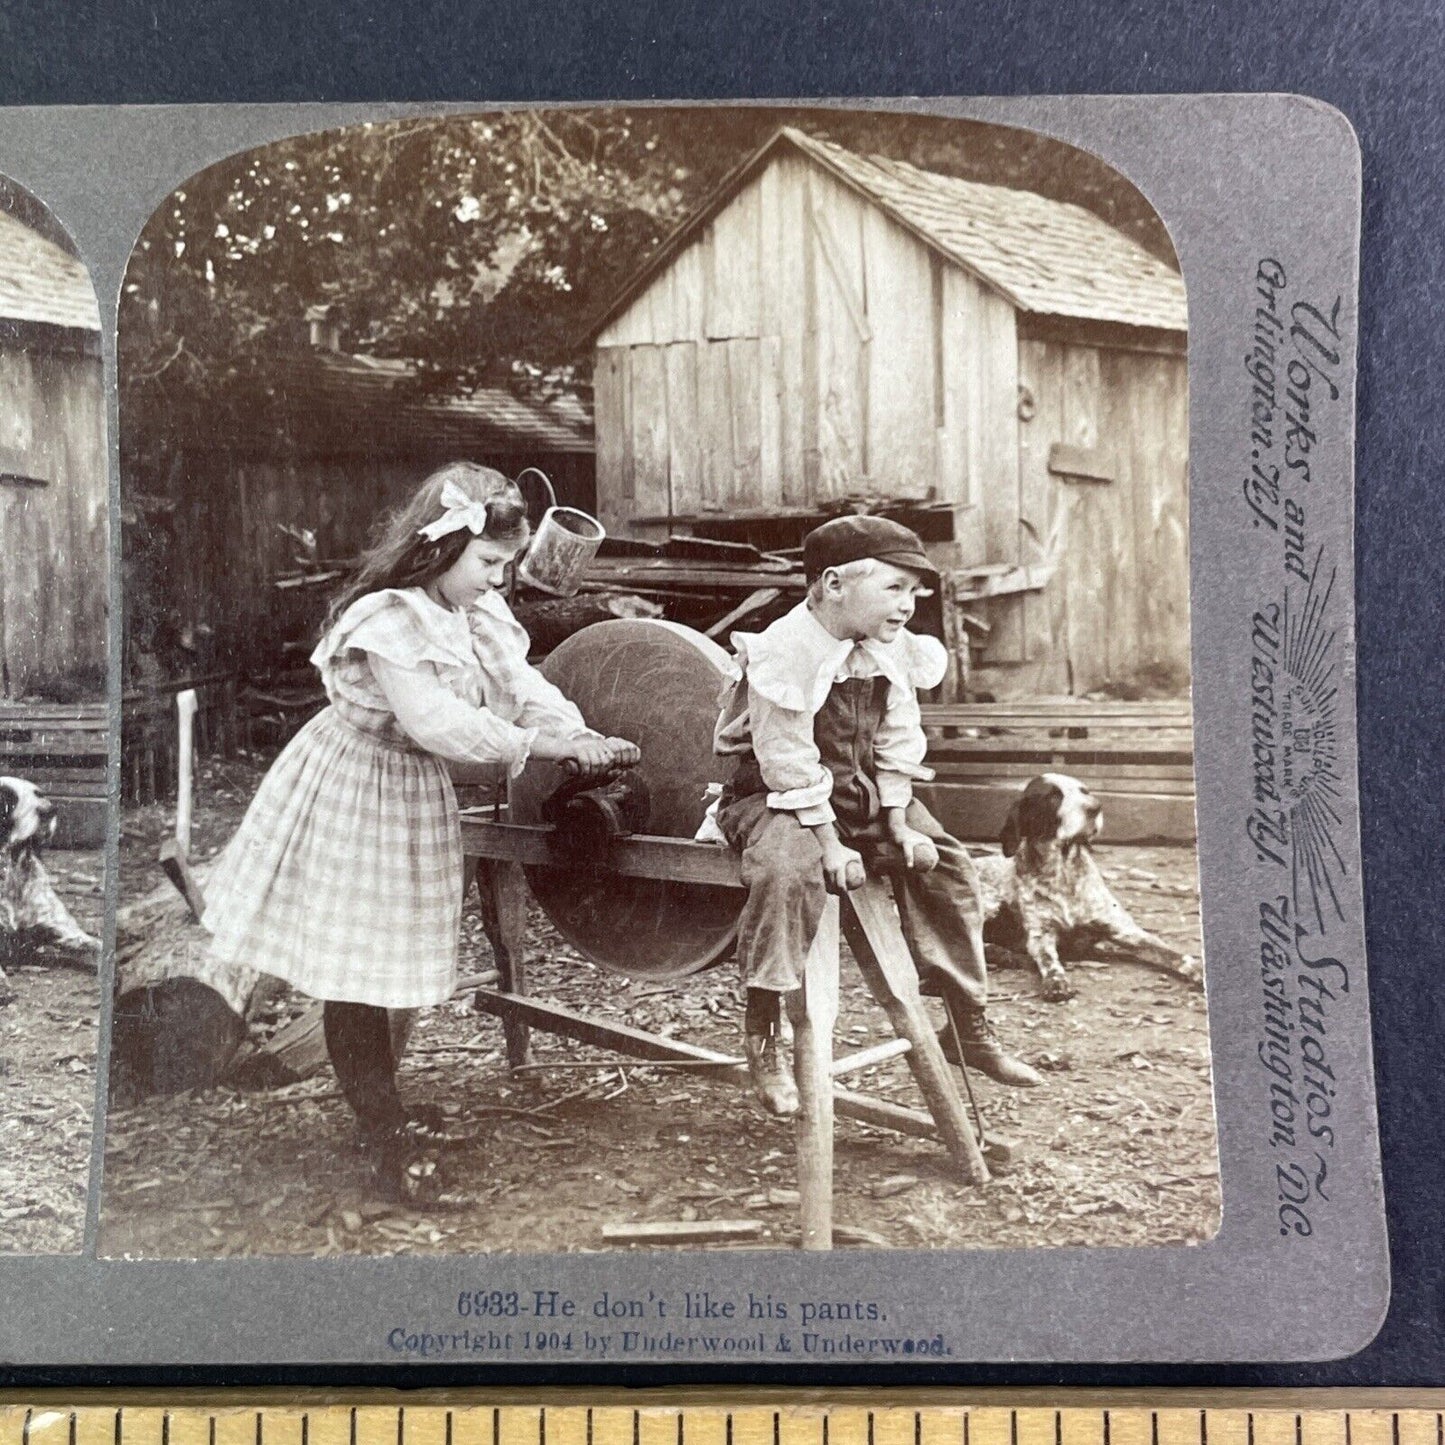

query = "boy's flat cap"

[{"left": 803, "top": 515, "right": 936, "bottom": 582}]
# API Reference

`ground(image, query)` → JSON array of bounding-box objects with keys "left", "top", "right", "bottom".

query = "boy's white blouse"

[
  {"left": 311, "top": 587, "right": 598, "bottom": 775},
  {"left": 710, "top": 601, "right": 948, "bottom": 828}
]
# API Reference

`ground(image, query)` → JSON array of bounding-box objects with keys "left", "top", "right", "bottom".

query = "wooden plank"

[
  {"left": 774, "top": 153, "right": 808, "bottom": 507},
  {"left": 1018, "top": 337, "right": 1064, "bottom": 673},
  {"left": 952, "top": 268, "right": 987, "bottom": 516},
  {"left": 788, "top": 895, "right": 839, "bottom": 1250},
  {"left": 1059, "top": 343, "right": 1107, "bottom": 689},
  {"left": 470, "top": 985, "right": 946, "bottom": 1143},
  {"left": 757, "top": 158, "right": 781, "bottom": 337},
  {"left": 927, "top": 759, "right": 1196, "bottom": 782},
  {"left": 646, "top": 265, "right": 676, "bottom": 346},
  {"left": 593, "top": 347, "right": 631, "bottom": 537},
  {"left": 600, "top": 1219, "right": 765, "bottom": 1245},
  {"left": 705, "top": 176, "right": 761, "bottom": 340},
  {"left": 596, "top": 294, "right": 647, "bottom": 350},
  {"left": 704, "top": 586, "right": 783, "bottom": 640},
  {"left": 669, "top": 242, "right": 705, "bottom": 344},
  {"left": 929, "top": 769, "right": 1196, "bottom": 796},
  {"left": 842, "top": 880, "right": 989, "bottom": 1185},
  {"left": 924, "top": 699, "right": 1191, "bottom": 718},
  {"left": 0, "top": 738, "right": 109, "bottom": 760},
  {"left": 628, "top": 346, "right": 673, "bottom": 532},
  {"left": 831, "top": 1036, "right": 912, "bottom": 1075},
  {"left": 726, "top": 337, "right": 762, "bottom": 506},
  {"left": 582, "top": 559, "right": 801, "bottom": 590},
  {"left": 926, "top": 731, "right": 1195, "bottom": 749},
  {"left": 861, "top": 202, "right": 934, "bottom": 499},
  {"left": 758, "top": 333, "right": 783, "bottom": 508},
  {"left": 473, "top": 988, "right": 741, "bottom": 1063},
  {"left": 808, "top": 188, "right": 872, "bottom": 344},
  {"left": 0, "top": 351, "right": 40, "bottom": 698},
  {"left": 800, "top": 164, "right": 822, "bottom": 502},
  {"left": 1125, "top": 350, "right": 1190, "bottom": 680},
  {"left": 663, "top": 341, "right": 701, "bottom": 519},
  {"left": 1099, "top": 347, "right": 1141, "bottom": 684},
  {"left": 0, "top": 765, "right": 109, "bottom": 784},
  {"left": 461, "top": 820, "right": 744, "bottom": 887},
  {"left": 807, "top": 170, "right": 867, "bottom": 501},
  {"left": 1048, "top": 442, "right": 1116, "bottom": 481},
  {"left": 937, "top": 571, "right": 964, "bottom": 701},
  {"left": 976, "top": 288, "right": 1023, "bottom": 662},
  {"left": 696, "top": 340, "right": 733, "bottom": 513},
  {"left": 937, "top": 265, "right": 975, "bottom": 512},
  {"left": 925, "top": 713, "right": 1193, "bottom": 734},
  {"left": 920, "top": 737, "right": 1192, "bottom": 760},
  {"left": 0, "top": 702, "right": 108, "bottom": 722}
]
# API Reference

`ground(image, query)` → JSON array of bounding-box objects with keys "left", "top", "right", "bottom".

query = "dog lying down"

[
  {"left": 1, "top": 776, "right": 100, "bottom": 1006},
  {"left": 971, "top": 773, "right": 1203, "bottom": 1002}
]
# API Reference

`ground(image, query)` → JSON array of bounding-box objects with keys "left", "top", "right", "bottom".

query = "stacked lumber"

[
  {"left": 0, "top": 701, "right": 108, "bottom": 847},
  {"left": 918, "top": 698, "right": 1195, "bottom": 846}
]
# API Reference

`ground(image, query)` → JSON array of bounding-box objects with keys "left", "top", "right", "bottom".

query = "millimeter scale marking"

[{"left": 1, "top": 1404, "right": 1444, "bottom": 1445}]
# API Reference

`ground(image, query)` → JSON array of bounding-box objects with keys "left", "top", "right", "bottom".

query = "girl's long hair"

[{"left": 323, "top": 461, "right": 531, "bottom": 635}]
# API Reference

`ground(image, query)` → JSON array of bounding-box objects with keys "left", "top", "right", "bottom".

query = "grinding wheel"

[{"left": 510, "top": 618, "right": 743, "bottom": 980}]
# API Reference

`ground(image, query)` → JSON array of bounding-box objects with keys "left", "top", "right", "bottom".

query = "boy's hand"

[
  {"left": 887, "top": 819, "right": 940, "bottom": 873},
  {"left": 819, "top": 842, "right": 866, "bottom": 894}
]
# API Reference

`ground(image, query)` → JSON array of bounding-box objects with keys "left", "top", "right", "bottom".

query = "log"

[
  {"left": 111, "top": 873, "right": 262, "bottom": 1101},
  {"left": 111, "top": 873, "right": 472, "bottom": 1099}
]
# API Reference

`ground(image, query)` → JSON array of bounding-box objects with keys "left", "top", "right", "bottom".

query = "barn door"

[{"left": 1020, "top": 340, "right": 1119, "bottom": 696}]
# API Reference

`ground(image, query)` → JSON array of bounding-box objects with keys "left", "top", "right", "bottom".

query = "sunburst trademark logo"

[{"left": 1249, "top": 549, "right": 1347, "bottom": 934}]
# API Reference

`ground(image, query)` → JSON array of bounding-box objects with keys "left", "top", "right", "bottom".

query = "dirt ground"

[
  {"left": 101, "top": 751, "right": 1220, "bottom": 1258},
  {"left": 0, "top": 848, "right": 104, "bottom": 1255}
]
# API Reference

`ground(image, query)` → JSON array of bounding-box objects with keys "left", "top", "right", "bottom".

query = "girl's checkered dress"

[{"left": 202, "top": 587, "right": 592, "bottom": 1009}]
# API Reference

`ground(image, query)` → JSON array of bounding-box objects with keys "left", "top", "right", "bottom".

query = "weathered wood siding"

[
  {"left": 985, "top": 337, "right": 1189, "bottom": 696},
  {"left": 594, "top": 148, "right": 1188, "bottom": 703},
  {"left": 595, "top": 151, "right": 1011, "bottom": 537},
  {"left": 0, "top": 342, "right": 107, "bottom": 700},
  {"left": 124, "top": 448, "right": 595, "bottom": 683}
]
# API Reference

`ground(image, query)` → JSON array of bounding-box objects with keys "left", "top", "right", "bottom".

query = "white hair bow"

[{"left": 417, "top": 480, "right": 493, "bottom": 542}]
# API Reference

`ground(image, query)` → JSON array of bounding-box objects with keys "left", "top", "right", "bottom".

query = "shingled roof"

[
  {"left": 212, "top": 351, "right": 593, "bottom": 456},
  {"left": 589, "top": 127, "right": 1186, "bottom": 341},
  {"left": 0, "top": 209, "right": 101, "bottom": 333}
]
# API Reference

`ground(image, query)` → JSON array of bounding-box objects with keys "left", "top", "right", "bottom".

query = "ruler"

[{"left": 1, "top": 1400, "right": 1443, "bottom": 1445}]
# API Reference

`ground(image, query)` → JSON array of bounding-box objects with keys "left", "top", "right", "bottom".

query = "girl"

[{"left": 202, "top": 461, "right": 639, "bottom": 1201}]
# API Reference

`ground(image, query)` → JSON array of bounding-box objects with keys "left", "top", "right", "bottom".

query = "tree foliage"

[{"left": 120, "top": 106, "right": 1177, "bottom": 446}]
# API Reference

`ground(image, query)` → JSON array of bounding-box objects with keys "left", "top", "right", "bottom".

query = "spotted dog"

[
  {"left": 973, "top": 773, "right": 1203, "bottom": 1001},
  {"left": 1, "top": 776, "right": 99, "bottom": 1006}
]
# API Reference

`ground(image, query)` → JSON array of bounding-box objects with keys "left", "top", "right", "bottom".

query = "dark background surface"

[{"left": 0, "top": 0, "right": 1440, "bottom": 1391}]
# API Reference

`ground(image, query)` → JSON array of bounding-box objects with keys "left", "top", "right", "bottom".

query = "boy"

[{"left": 707, "top": 516, "right": 1041, "bottom": 1115}]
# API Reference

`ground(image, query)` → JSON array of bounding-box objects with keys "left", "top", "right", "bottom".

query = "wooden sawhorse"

[{"left": 462, "top": 820, "right": 989, "bottom": 1250}]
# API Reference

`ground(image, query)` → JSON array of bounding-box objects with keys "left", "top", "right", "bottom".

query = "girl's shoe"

[{"left": 361, "top": 1125, "right": 446, "bottom": 1206}]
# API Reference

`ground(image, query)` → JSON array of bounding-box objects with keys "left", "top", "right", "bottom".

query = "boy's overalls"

[{"left": 716, "top": 672, "right": 989, "bottom": 1009}]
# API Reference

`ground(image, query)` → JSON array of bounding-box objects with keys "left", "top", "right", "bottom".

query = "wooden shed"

[
  {"left": 124, "top": 347, "right": 595, "bottom": 688},
  {"left": 587, "top": 127, "right": 1190, "bottom": 699},
  {"left": 0, "top": 206, "right": 106, "bottom": 701}
]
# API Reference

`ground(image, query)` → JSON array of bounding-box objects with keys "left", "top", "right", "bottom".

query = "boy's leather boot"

[
  {"left": 938, "top": 1007, "right": 1042, "bottom": 1088},
  {"left": 745, "top": 1028, "right": 800, "bottom": 1116}
]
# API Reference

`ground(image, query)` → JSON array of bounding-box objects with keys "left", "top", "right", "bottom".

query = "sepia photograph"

[
  {"left": 102, "top": 106, "right": 1217, "bottom": 1259},
  {"left": 0, "top": 176, "right": 107, "bottom": 1253}
]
